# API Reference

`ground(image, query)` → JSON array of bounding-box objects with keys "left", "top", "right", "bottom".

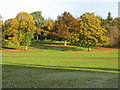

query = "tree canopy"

[
  {"left": 2, "top": 12, "right": 36, "bottom": 49},
  {"left": 50, "top": 11, "right": 79, "bottom": 46},
  {"left": 2, "top": 11, "right": 119, "bottom": 48},
  {"left": 31, "top": 11, "right": 45, "bottom": 40},
  {"left": 75, "top": 12, "right": 109, "bottom": 47}
]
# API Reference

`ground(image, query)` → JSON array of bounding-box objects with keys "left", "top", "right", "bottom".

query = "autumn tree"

[
  {"left": 2, "top": 12, "right": 36, "bottom": 50},
  {"left": 106, "top": 17, "right": 120, "bottom": 47},
  {"left": 100, "top": 12, "right": 113, "bottom": 31},
  {"left": 50, "top": 11, "right": 79, "bottom": 46},
  {"left": 0, "top": 15, "right": 2, "bottom": 26},
  {"left": 76, "top": 12, "right": 109, "bottom": 51},
  {"left": 30, "top": 11, "right": 45, "bottom": 40},
  {"left": 111, "top": 17, "right": 120, "bottom": 29},
  {"left": 0, "top": 15, "right": 2, "bottom": 48},
  {"left": 42, "top": 19, "right": 54, "bottom": 40},
  {"left": 2, "top": 18, "right": 19, "bottom": 46},
  {"left": 2, "top": 19, "right": 11, "bottom": 47}
]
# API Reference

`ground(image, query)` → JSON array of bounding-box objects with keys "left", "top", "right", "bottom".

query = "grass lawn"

[{"left": 2, "top": 40, "right": 119, "bottom": 88}]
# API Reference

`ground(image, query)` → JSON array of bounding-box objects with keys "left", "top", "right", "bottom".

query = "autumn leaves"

[{"left": 2, "top": 11, "right": 111, "bottom": 50}]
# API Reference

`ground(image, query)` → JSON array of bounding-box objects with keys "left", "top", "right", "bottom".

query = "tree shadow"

[
  {"left": 2, "top": 47, "right": 16, "bottom": 49},
  {"left": 3, "top": 62, "right": 119, "bottom": 73},
  {"left": 30, "top": 44, "right": 83, "bottom": 51},
  {"left": 32, "top": 40, "right": 65, "bottom": 45}
]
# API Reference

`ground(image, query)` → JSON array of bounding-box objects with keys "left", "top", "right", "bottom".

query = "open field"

[{"left": 2, "top": 40, "right": 119, "bottom": 88}]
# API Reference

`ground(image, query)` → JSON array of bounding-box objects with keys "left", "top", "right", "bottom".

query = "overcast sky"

[{"left": 0, "top": 0, "right": 119, "bottom": 21}]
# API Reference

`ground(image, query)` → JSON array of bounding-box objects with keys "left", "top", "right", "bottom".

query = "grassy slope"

[
  {"left": 2, "top": 65, "right": 118, "bottom": 88},
  {"left": 2, "top": 40, "right": 119, "bottom": 88}
]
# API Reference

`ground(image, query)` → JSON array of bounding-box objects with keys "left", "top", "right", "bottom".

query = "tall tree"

[
  {"left": 76, "top": 12, "right": 109, "bottom": 51},
  {"left": 2, "top": 18, "right": 19, "bottom": 45},
  {"left": 2, "top": 12, "right": 36, "bottom": 50},
  {"left": 0, "top": 15, "right": 3, "bottom": 47},
  {"left": 107, "top": 12, "right": 113, "bottom": 21},
  {"left": 42, "top": 19, "right": 54, "bottom": 40},
  {"left": 16, "top": 12, "right": 36, "bottom": 50},
  {"left": 0, "top": 15, "right": 2, "bottom": 26},
  {"left": 21, "top": 32, "right": 34, "bottom": 50},
  {"left": 111, "top": 17, "right": 120, "bottom": 29},
  {"left": 50, "top": 11, "right": 79, "bottom": 46},
  {"left": 97, "top": 12, "right": 113, "bottom": 31},
  {"left": 31, "top": 11, "right": 44, "bottom": 40},
  {"left": 2, "top": 19, "right": 11, "bottom": 46},
  {"left": 106, "top": 17, "right": 120, "bottom": 47}
]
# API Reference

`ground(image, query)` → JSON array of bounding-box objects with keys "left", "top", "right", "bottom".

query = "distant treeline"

[{"left": 0, "top": 11, "right": 120, "bottom": 50}]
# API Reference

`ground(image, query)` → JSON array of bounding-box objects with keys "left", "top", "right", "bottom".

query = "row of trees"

[
  {"left": 97, "top": 12, "right": 120, "bottom": 47},
  {"left": 1, "top": 11, "right": 120, "bottom": 50}
]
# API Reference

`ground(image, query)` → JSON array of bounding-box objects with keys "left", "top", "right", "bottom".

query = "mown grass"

[
  {"left": 2, "top": 64, "right": 118, "bottom": 88},
  {"left": 2, "top": 40, "right": 119, "bottom": 88}
]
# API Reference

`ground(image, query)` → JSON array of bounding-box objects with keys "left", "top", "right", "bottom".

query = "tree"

[
  {"left": 0, "top": 15, "right": 2, "bottom": 26},
  {"left": 106, "top": 17, "right": 120, "bottom": 47},
  {"left": 16, "top": 12, "right": 36, "bottom": 49},
  {"left": 21, "top": 32, "right": 34, "bottom": 50},
  {"left": 42, "top": 19, "right": 54, "bottom": 40},
  {"left": 97, "top": 12, "right": 113, "bottom": 31},
  {"left": 2, "top": 18, "right": 19, "bottom": 46},
  {"left": 76, "top": 12, "right": 109, "bottom": 51},
  {"left": 2, "top": 12, "right": 36, "bottom": 50},
  {"left": 111, "top": 17, "right": 120, "bottom": 29},
  {"left": 31, "top": 11, "right": 45, "bottom": 40},
  {"left": 96, "top": 15, "right": 103, "bottom": 21},
  {"left": 107, "top": 12, "right": 113, "bottom": 21},
  {"left": 0, "top": 15, "right": 3, "bottom": 48},
  {"left": 50, "top": 11, "right": 79, "bottom": 46}
]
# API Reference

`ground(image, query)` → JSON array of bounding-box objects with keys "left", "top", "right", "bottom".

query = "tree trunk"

[
  {"left": 36, "top": 35, "right": 38, "bottom": 40},
  {"left": 25, "top": 45, "right": 28, "bottom": 50},
  {"left": 64, "top": 40, "right": 67, "bottom": 46},
  {"left": 88, "top": 46, "right": 91, "bottom": 51},
  {"left": 45, "top": 37, "right": 47, "bottom": 40}
]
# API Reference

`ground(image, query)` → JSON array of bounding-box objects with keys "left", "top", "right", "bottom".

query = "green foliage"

[
  {"left": 2, "top": 39, "right": 9, "bottom": 47},
  {"left": 2, "top": 12, "right": 36, "bottom": 46},
  {"left": 107, "top": 12, "right": 113, "bottom": 21},
  {"left": 2, "top": 11, "right": 119, "bottom": 48},
  {"left": 31, "top": 11, "right": 44, "bottom": 26},
  {"left": 31, "top": 11, "right": 45, "bottom": 40},
  {"left": 98, "top": 12, "right": 113, "bottom": 31},
  {"left": 21, "top": 32, "right": 34, "bottom": 46},
  {"left": 96, "top": 15, "right": 102, "bottom": 20},
  {"left": 76, "top": 12, "right": 109, "bottom": 47},
  {"left": 101, "top": 19, "right": 112, "bottom": 31}
]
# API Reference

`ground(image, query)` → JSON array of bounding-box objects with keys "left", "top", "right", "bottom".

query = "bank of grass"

[
  {"left": 2, "top": 64, "right": 118, "bottom": 88},
  {"left": 2, "top": 40, "right": 119, "bottom": 88}
]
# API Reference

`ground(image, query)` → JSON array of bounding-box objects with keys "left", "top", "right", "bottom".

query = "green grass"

[
  {"left": 2, "top": 65, "right": 118, "bottom": 88},
  {"left": 2, "top": 40, "right": 119, "bottom": 88}
]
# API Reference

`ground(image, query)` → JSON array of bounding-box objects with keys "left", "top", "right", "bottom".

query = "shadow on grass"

[
  {"left": 32, "top": 40, "right": 64, "bottom": 45},
  {"left": 2, "top": 47, "right": 16, "bottom": 49},
  {"left": 2, "top": 64, "right": 119, "bottom": 88},
  {"left": 30, "top": 40, "right": 84, "bottom": 51},
  {"left": 30, "top": 44, "right": 83, "bottom": 51},
  {"left": 3, "top": 62, "right": 119, "bottom": 73}
]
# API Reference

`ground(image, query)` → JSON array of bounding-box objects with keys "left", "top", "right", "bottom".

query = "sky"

[{"left": 0, "top": 0, "right": 119, "bottom": 21}]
